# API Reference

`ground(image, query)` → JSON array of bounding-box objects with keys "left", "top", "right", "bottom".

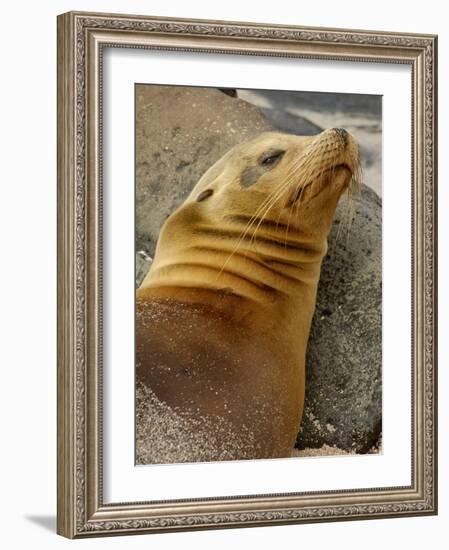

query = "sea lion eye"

[
  {"left": 260, "top": 149, "right": 285, "bottom": 168},
  {"left": 197, "top": 189, "right": 214, "bottom": 202}
]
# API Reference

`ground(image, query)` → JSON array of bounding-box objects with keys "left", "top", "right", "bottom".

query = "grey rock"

[
  {"left": 258, "top": 107, "right": 322, "bottom": 136},
  {"left": 136, "top": 251, "right": 152, "bottom": 288},
  {"left": 238, "top": 88, "right": 382, "bottom": 118},
  {"left": 136, "top": 85, "right": 382, "bottom": 453},
  {"left": 296, "top": 185, "right": 382, "bottom": 453}
]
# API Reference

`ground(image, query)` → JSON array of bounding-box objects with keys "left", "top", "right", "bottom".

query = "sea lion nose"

[
  {"left": 333, "top": 128, "right": 348, "bottom": 137},
  {"left": 332, "top": 128, "right": 348, "bottom": 145}
]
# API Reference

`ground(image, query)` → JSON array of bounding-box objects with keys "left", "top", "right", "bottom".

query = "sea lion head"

[
  {"left": 142, "top": 129, "right": 361, "bottom": 300},
  {"left": 185, "top": 128, "right": 360, "bottom": 240}
]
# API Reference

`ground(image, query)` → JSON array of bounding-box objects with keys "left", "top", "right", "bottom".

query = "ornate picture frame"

[{"left": 57, "top": 11, "right": 437, "bottom": 538}]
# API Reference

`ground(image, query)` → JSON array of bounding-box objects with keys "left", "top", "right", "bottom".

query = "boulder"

[
  {"left": 136, "top": 85, "right": 272, "bottom": 259},
  {"left": 296, "top": 185, "right": 382, "bottom": 453}
]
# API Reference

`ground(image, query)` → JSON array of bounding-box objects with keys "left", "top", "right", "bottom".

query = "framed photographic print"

[{"left": 57, "top": 11, "right": 438, "bottom": 538}]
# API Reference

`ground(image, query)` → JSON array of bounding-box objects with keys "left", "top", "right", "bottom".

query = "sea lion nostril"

[
  {"left": 197, "top": 189, "right": 214, "bottom": 202},
  {"left": 331, "top": 128, "right": 349, "bottom": 147},
  {"left": 333, "top": 128, "right": 348, "bottom": 141}
]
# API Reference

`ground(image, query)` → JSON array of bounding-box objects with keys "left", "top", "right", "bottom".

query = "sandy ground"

[
  {"left": 136, "top": 383, "right": 380, "bottom": 464},
  {"left": 293, "top": 446, "right": 354, "bottom": 457}
]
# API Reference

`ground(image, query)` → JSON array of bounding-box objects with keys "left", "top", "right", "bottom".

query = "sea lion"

[{"left": 136, "top": 128, "right": 361, "bottom": 464}]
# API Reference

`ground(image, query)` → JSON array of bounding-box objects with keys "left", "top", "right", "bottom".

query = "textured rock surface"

[
  {"left": 296, "top": 185, "right": 382, "bottom": 453},
  {"left": 135, "top": 85, "right": 382, "bottom": 453}
]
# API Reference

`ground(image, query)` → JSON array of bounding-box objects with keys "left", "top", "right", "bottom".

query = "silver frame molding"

[{"left": 57, "top": 11, "right": 438, "bottom": 538}]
